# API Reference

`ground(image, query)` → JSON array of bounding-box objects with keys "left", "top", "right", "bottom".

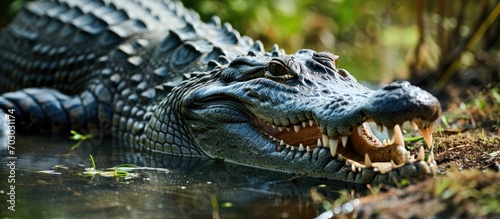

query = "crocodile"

[{"left": 0, "top": 0, "right": 441, "bottom": 185}]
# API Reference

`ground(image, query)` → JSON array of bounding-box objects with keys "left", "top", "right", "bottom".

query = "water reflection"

[{"left": 1, "top": 135, "right": 368, "bottom": 218}]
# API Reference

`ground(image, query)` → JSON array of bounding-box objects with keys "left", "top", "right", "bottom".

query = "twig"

[{"left": 435, "top": 2, "right": 500, "bottom": 93}]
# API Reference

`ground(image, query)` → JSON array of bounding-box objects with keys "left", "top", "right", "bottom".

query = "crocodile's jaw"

[
  {"left": 178, "top": 50, "right": 441, "bottom": 184},
  {"left": 183, "top": 102, "right": 438, "bottom": 185}
]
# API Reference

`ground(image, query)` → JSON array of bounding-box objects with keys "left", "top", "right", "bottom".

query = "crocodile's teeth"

[
  {"left": 380, "top": 167, "right": 387, "bottom": 174},
  {"left": 279, "top": 140, "right": 285, "bottom": 146},
  {"left": 329, "top": 138, "right": 339, "bottom": 157},
  {"left": 404, "top": 152, "right": 411, "bottom": 163},
  {"left": 272, "top": 125, "right": 276, "bottom": 129},
  {"left": 421, "top": 122, "right": 435, "bottom": 147},
  {"left": 294, "top": 125, "right": 300, "bottom": 133},
  {"left": 377, "top": 125, "right": 384, "bottom": 133},
  {"left": 306, "top": 146, "right": 311, "bottom": 152},
  {"left": 409, "top": 155, "right": 416, "bottom": 162},
  {"left": 421, "top": 120, "right": 429, "bottom": 128},
  {"left": 391, "top": 160, "right": 397, "bottom": 169},
  {"left": 393, "top": 125, "right": 405, "bottom": 146},
  {"left": 286, "top": 144, "right": 291, "bottom": 149},
  {"left": 412, "top": 120, "right": 419, "bottom": 130},
  {"left": 337, "top": 154, "right": 344, "bottom": 161},
  {"left": 278, "top": 126, "right": 284, "bottom": 131},
  {"left": 364, "top": 153, "right": 372, "bottom": 168},
  {"left": 383, "top": 139, "right": 388, "bottom": 146},
  {"left": 427, "top": 151, "right": 435, "bottom": 165},
  {"left": 309, "top": 120, "right": 314, "bottom": 126},
  {"left": 286, "top": 127, "right": 291, "bottom": 132},
  {"left": 316, "top": 138, "right": 322, "bottom": 147},
  {"left": 302, "top": 121, "right": 307, "bottom": 128},
  {"left": 298, "top": 143, "right": 304, "bottom": 151},
  {"left": 387, "top": 127, "right": 395, "bottom": 142},
  {"left": 341, "top": 136, "right": 348, "bottom": 147},
  {"left": 417, "top": 146, "right": 425, "bottom": 161},
  {"left": 322, "top": 134, "right": 329, "bottom": 147},
  {"left": 357, "top": 126, "right": 363, "bottom": 136},
  {"left": 290, "top": 145, "right": 295, "bottom": 151}
]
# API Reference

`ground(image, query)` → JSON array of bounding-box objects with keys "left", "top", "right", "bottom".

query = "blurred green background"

[
  {"left": 1, "top": 0, "right": 498, "bottom": 96},
  {"left": 182, "top": 0, "right": 418, "bottom": 83}
]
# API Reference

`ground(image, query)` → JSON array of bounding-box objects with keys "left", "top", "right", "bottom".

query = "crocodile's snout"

[{"left": 364, "top": 81, "right": 441, "bottom": 128}]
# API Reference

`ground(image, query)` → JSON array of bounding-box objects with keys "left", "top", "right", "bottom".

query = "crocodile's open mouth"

[{"left": 255, "top": 117, "right": 436, "bottom": 173}]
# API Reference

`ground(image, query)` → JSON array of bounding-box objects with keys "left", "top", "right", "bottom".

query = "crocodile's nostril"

[
  {"left": 382, "top": 81, "right": 410, "bottom": 91},
  {"left": 296, "top": 49, "right": 313, "bottom": 55},
  {"left": 337, "top": 69, "right": 348, "bottom": 77},
  {"left": 313, "top": 52, "right": 337, "bottom": 61}
]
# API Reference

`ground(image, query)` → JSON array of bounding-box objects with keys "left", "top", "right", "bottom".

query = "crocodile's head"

[{"left": 149, "top": 49, "right": 441, "bottom": 185}]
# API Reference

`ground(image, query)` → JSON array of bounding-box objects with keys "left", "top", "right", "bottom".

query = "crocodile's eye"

[{"left": 266, "top": 59, "right": 294, "bottom": 80}]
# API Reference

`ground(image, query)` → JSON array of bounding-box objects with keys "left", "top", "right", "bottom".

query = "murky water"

[{"left": 1, "top": 135, "right": 368, "bottom": 218}]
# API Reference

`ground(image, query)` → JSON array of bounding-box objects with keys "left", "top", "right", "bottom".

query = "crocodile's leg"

[{"left": 0, "top": 84, "right": 112, "bottom": 135}]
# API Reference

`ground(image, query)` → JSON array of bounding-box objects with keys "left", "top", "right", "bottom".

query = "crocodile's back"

[
  {"left": 0, "top": 0, "right": 258, "bottom": 94},
  {"left": 1, "top": 0, "right": 137, "bottom": 93},
  {"left": 0, "top": 0, "right": 261, "bottom": 135}
]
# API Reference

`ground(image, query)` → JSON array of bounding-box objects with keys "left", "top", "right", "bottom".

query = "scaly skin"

[{"left": 0, "top": 0, "right": 441, "bottom": 185}]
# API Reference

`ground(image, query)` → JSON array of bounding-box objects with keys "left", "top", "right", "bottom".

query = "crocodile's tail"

[{"left": 0, "top": 86, "right": 112, "bottom": 134}]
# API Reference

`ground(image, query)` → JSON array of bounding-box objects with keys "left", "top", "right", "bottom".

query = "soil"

[{"left": 320, "top": 88, "right": 500, "bottom": 218}]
